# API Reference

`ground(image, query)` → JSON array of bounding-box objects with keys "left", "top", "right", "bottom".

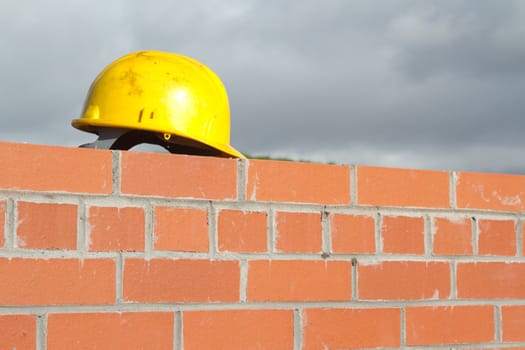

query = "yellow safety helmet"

[{"left": 72, "top": 50, "right": 244, "bottom": 158}]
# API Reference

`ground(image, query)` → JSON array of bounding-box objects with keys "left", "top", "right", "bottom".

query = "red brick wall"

[{"left": 1, "top": 141, "right": 524, "bottom": 349}]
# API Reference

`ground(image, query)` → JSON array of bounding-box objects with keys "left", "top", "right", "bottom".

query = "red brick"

[
  {"left": 457, "top": 262, "right": 525, "bottom": 299},
  {"left": 478, "top": 219, "right": 517, "bottom": 256},
  {"left": 303, "top": 308, "right": 400, "bottom": 349},
  {"left": 358, "top": 261, "right": 450, "bottom": 300},
  {"left": 246, "top": 159, "right": 350, "bottom": 204},
  {"left": 456, "top": 171, "right": 525, "bottom": 211},
  {"left": 357, "top": 166, "right": 449, "bottom": 208},
  {"left": 0, "top": 201, "right": 5, "bottom": 247},
  {"left": 502, "top": 305, "right": 525, "bottom": 342},
  {"left": 218, "top": 210, "right": 267, "bottom": 253},
  {"left": 183, "top": 310, "right": 293, "bottom": 350},
  {"left": 0, "top": 142, "right": 111, "bottom": 193},
  {"left": 432, "top": 217, "right": 473, "bottom": 255},
  {"left": 0, "top": 315, "right": 36, "bottom": 350},
  {"left": 381, "top": 216, "right": 424, "bottom": 254},
  {"left": 16, "top": 202, "right": 77, "bottom": 250},
  {"left": 88, "top": 206, "right": 145, "bottom": 252},
  {"left": 247, "top": 260, "right": 351, "bottom": 301},
  {"left": 406, "top": 305, "right": 494, "bottom": 345},
  {"left": 331, "top": 213, "right": 375, "bottom": 254},
  {"left": 275, "top": 211, "right": 322, "bottom": 253},
  {"left": 470, "top": 348, "right": 525, "bottom": 350},
  {"left": 0, "top": 258, "right": 115, "bottom": 305},
  {"left": 47, "top": 312, "right": 173, "bottom": 349},
  {"left": 154, "top": 207, "right": 208, "bottom": 252},
  {"left": 123, "top": 258, "right": 239, "bottom": 302},
  {"left": 121, "top": 152, "right": 237, "bottom": 199}
]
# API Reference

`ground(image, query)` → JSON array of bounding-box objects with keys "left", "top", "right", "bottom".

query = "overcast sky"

[{"left": 1, "top": 0, "right": 525, "bottom": 173}]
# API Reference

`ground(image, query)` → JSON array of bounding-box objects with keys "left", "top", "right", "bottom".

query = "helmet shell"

[{"left": 72, "top": 51, "right": 244, "bottom": 158}]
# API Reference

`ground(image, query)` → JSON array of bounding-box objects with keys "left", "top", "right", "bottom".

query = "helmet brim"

[{"left": 72, "top": 118, "right": 245, "bottom": 159}]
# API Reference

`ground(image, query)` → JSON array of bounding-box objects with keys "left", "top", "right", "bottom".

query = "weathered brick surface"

[
  {"left": 358, "top": 261, "right": 450, "bottom": 300},
  {"left": 457, "top": 262, "right": 525, "bottom": 299},
  {"left": 47, "top": 312, "right": 174, "bottom": 349},
  {"left": 123, "top": 258, "right": 240, "bottom": 302},
  {"left": 16, "top": 202, "right": 77, "bottom": 250},
  {"left": 303, "top": 308, "right": 401, "bottom": 349},
  {"left": 381, "top": 215, "right": 425, "bottom": 254},
  {"left": 0, "top": 142, "right": 112, "bottom": 193},
  {"left": 357, "top": 166, "right": 449, "bottom": 208},
  {"left": 406, "top": 305, "right": 494, "bottom": 345},
  {"left": 154, "top": 206, "right": 209, "bottom": 252},
  {"left": 217, "top": 209, "right": 267, "bottom": 253},
  {"left": 0, "top": 258, "right": 115, "bottom": 305},
  {"left": 456, "top": 171, "right": 525, "bottom": 211},
  {"left": 0, "top": 142, "right": 523, "bottom": 349},
  {"left": 0, "top": 200, "right": 5, "bottom": 247},
  {"left": 502, "top": 305, "right": 525, "bottom": 342},
  {"left": 0, "top": 315, "right": 36, "bottom": 350},
  {"left": 183, "top": 310, "right": 293, "bottom": 350},
  {"left": 246, "top": 159, "right": 350, "bottom": 204},
  {"left": 432, "top": 217, "right": 473, "bottom": 255},
  {"left": 478, "top": 219, "right": 517, "bottom": 256},
  {"left": 275, "top": 211, "right": 322, "bottom": 253},
  {"left": 330, "top": 213, "right": 376, "bottom": 253},
  {"left": 88, "top": 206, "right": 145, "bottom": 252},
  {"left": 121, "top": 151, "right": 237, "bottom": 199},
  {"left": 247, "top": 260, "right": 351, "bottom": 301}
]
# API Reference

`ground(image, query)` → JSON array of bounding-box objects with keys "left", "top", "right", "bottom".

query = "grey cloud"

[
  {"left": 387, "top": 0, "right": 525, "bottom": 79},
  {"left": 1, "top": 0, "right": 524, "bottom": 174}
]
